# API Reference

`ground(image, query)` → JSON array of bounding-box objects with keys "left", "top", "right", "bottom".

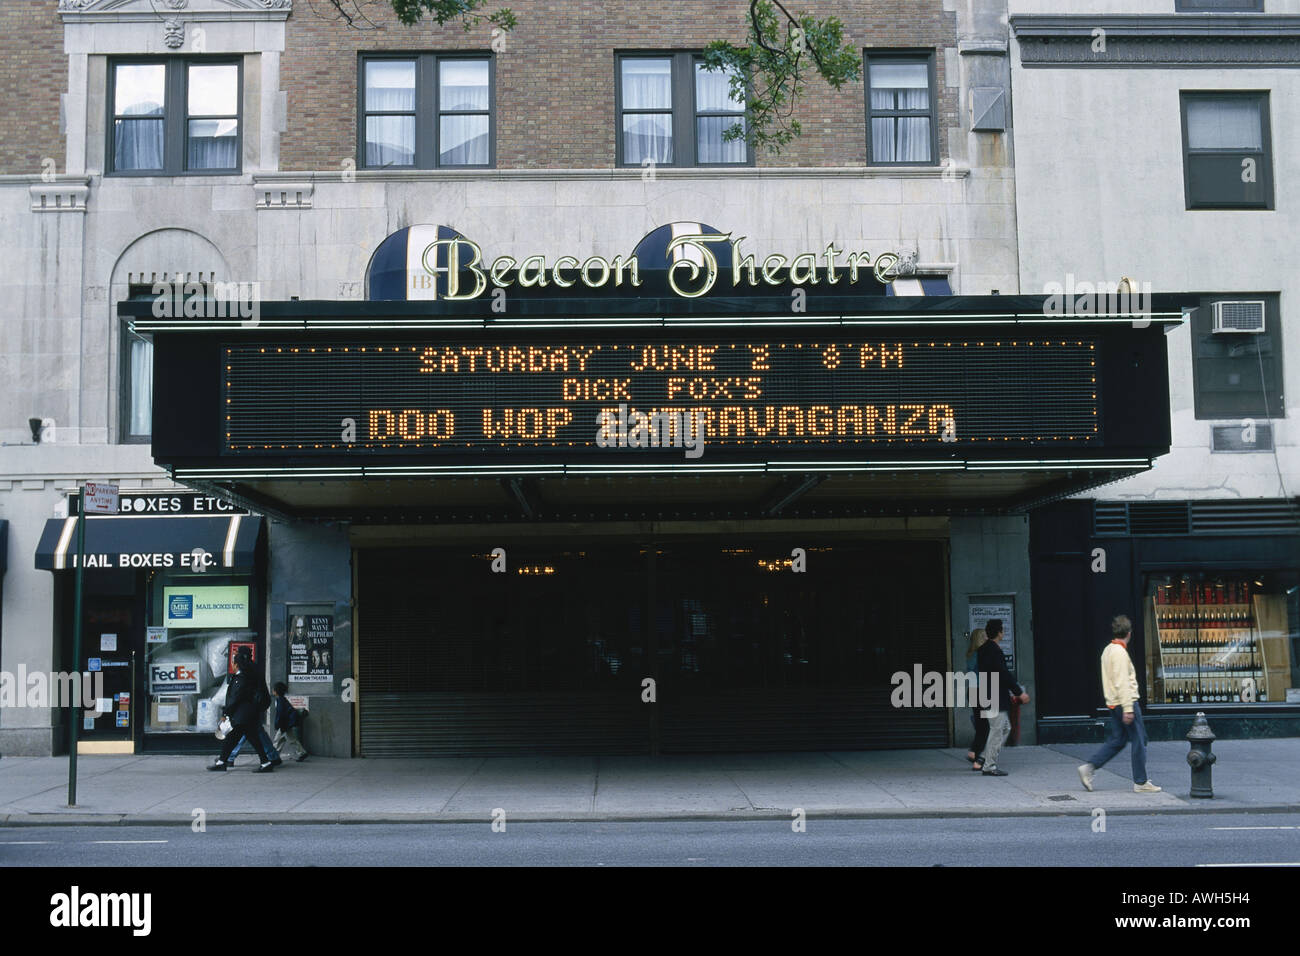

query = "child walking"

[{"left": 271, "top": 682, "right": 308, "bottom": 762}]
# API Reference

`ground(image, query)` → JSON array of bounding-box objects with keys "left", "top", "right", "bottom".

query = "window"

[
  {"left": 1191, "top": 293, "right": 1283, "bottom": 420},
  {"left": 1145, "top": 571, "right": 1299, "bottom": 707},
  {"left": 865, "top": 53, "right": 937, "bottom": 165},
  {"left": 1175, "top": 0, "right": 1264, "bottom": 11},
  {"left": 616, "top": 53, "right": 748, "bottom": 167},
  {"left": 694, "top": 60, "right": 747, "bottom": 165},
  {"left": 108, "top": 59, "right": 241, "bottom": 175},
  {"left": 359, "top": 55, "right": 492, "bottom": 168},
  {"left": 1181, "top": 92, "right": 1273, "bottom": 209},
  {"left": 120, "top": 327, "right": 152, "bottom": 446},
  {"left": 119, "top": 284, "right": 159, "bottom": 442}
]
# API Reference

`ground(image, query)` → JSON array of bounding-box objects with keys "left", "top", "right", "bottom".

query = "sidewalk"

[{"left": 1, "top": 739, "right": 1297, "bottom": 826}]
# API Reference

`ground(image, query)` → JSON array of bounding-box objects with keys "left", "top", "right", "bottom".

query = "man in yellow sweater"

[{"left": 1078, "top": 615, "right": 1161, "bottom": 793}]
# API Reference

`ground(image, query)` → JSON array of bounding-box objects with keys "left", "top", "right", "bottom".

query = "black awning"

[{"left": 34, "top": 515, "right": 262, "bottom": 571}]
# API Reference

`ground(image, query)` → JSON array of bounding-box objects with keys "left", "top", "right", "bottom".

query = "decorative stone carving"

[
  {"left": 894, "top": 248, "right": 918, "bottom": 277},
  {"left": 255, "top": 182, "right": 315, "bottom": 209},
  {"left": 30, "top": 182, "right": 90, "bottom": 213},
  {"left": 164, "top": 0, "right": 188, "bottom": 9},
  {"left": 163, "top": 17, "right": 185, "bottom": 48}
]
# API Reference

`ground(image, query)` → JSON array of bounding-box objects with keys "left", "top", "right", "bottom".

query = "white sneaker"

[
  {"left": 1077, "top": 763, "right": 1095, "bottom": 792},
  {"left": 1133, "top": 780, "right": 1161, "bottom": 793}
]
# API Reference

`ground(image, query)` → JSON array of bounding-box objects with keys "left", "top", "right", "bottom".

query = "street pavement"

[
  {"left": 2, "top": 813, "right": 1298, "bottom": 866},
  {"left": 1, "top": 738, "right": 1296, "bottom": 826}
]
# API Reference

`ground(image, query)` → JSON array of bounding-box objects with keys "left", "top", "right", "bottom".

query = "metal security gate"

[{"left": 357, "top": 539, "right": 948, "bottom": 756}]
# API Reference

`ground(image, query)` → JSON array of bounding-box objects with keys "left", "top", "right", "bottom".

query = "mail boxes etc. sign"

[
  {"left": 223, "top": 336, "right": 1101, "bottom": 458},
  {"left": 163, "top": 586, "right": 249, "bottom": 628}
]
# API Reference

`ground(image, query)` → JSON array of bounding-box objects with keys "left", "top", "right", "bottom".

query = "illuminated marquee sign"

[{"left": 223, "top": 335, "right": 1100, "bottom": 457}]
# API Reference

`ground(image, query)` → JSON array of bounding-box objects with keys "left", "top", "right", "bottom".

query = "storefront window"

[
  {"left": 146, "top": 572, "right": 257, "bottom": 734},
  {"left": 1144, "top": 571, "right": 1299, "bottom": 705}
]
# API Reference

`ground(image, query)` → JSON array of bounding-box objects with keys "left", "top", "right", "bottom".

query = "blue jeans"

[
  {"left": 228, "top": 725, "right": 279, "bottom": 762},
  {"left": 1087, "top": 701, "right": 1149, "bottom": 784}
]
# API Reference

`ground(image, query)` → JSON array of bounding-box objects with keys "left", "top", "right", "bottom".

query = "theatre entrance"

[{"left": 355, "top": 536, "right": 949, "bottom": 755}]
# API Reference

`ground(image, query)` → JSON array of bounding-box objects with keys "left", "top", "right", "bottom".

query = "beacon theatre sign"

[
  {"left": 408, "top": 232, "right": 904, "bottom": 301},
  {"left": 134, "top": 221, "right": 1185, "bottom": 514}
]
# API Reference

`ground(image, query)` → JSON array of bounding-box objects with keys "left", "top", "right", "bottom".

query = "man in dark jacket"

[
  {"left": 208, "top": 646, "right": 274, "bottom": 772},
  {"left": 976, "top": 623, "right": 1029, "bottom": 776}
]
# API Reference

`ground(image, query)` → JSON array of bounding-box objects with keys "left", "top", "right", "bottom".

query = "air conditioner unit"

[{"left": 1211, "top": 300, "right": 1266, "bottom": 333}]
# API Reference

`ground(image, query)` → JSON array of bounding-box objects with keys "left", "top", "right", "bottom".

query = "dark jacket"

[
  {"left": 223, "top": 667, "right": 270, "bottom": 727},
  {"left": 272, "top": 695, "right": 298, "bottom": 732},
  {"left": 977, "top": 640, "right": 1023, "bottom": 715}
]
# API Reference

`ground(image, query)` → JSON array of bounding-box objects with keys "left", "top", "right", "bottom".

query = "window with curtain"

[
  {"left": 187, "top": 63, "right": 239, "bottom": 171},
  {"left": 621, "top": 58, "right": 674, "bottom": 165},
  {"left": 1181, "top": 92, "right": 1273, "bottom": 209},
  {"left": 109, "top": 59, "right": 240, "bottom": 175},
  {"left": 439, "top": 59, "right": 490, "bottom": 166},
  {"left": 360, "top": 55, "right": 493, "bottom": 169},
  {"left": 364, "top": 59, "right": 417, "bottom": 167},
  {"left": 618, "top": 53, "right": 749, "bottom": 167},
  {"left": 866, "top": 56, "right": 935, "bottom": 165},
  {"left": 694, "top": 60, "right": 746, "bottom": 165},
  {"left": 122, "top": 328, "right": 153, "bottom": 442},
  {"left": 113, "top": 63, "right": 165, "bottom": 171}
]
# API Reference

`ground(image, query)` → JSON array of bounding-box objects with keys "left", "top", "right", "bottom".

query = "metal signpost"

[{"left": 68, "top": 482, "right": 118, "bottom": 806}]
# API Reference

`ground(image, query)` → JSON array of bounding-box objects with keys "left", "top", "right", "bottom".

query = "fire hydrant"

[{"left": 1186, "top": 712, "right": 1217, "bottom": 798}]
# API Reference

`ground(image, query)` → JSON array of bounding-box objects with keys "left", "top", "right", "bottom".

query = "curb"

[{"left": 2, "top": 803, "right": 1297, "bottom": 827}]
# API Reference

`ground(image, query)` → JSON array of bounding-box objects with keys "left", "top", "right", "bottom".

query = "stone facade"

[{"left": 1009, "top": 0, "right": 1299, "bottom": 501}]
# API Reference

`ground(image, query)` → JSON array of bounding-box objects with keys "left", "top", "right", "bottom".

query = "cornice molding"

[
  {"left": 59, "top": 0, "right": 290, "bottom": 20},
  {"left": 1010, "top": 15, "right": 1300, "bottom": 37},
  {"left": 250, "top": 165, "right": 975, "bottom": 184},
  {"left": 1012, "top": 15, "right": 1300, "bottom": 68}
]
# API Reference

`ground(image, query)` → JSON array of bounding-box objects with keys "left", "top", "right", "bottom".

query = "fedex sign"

[{"left": 149, "top": 661, "right": 200, "bottom": 694}]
